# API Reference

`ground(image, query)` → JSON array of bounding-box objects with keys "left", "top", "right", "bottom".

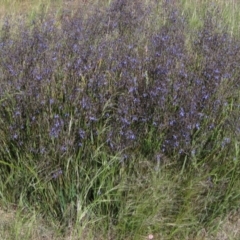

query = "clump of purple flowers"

[{"left": 0, "top": 0, "right": 239, "bottom": 223}]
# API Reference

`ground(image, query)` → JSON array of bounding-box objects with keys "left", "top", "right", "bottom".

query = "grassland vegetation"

[{"left": 1, "top": 0, "right": 240, "bottom": 239}]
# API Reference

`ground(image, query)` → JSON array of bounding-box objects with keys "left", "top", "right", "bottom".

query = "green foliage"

[{"left": 1, "top": 0, "right": 240, "bottom": 239}]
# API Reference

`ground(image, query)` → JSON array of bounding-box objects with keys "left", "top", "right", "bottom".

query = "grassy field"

[{"left": 1, "top": 0, "right": 240, "bottom": 239}]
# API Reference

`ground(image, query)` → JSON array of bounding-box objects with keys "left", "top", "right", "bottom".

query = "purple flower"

[
  {"left": 49, "top": 115, "right": 64, "bottom": 138},
  {"left": 126, "top": 130, "right": 136, "bottom": 140},
  {"left": 78, "top": 129, "right": 86, "bottom": 139},
  {"left": 179, "top": 108, "right": 185, "bottom": 117},
  {"left": 13, "top": 133, "right": 18, "bottom": 140},
  {"left": 89, "top": 116, "right": 97, "bottom": 122},
  {"left": 49, "top": 99, "right": 54, "bottom": 105},
  {"left": 52, "top": 169, "right": 63, "bottom": 179}
]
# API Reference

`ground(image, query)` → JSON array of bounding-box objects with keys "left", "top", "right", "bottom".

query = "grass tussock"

[{"left": 1, "top": 0, "right": 240, "bottom": 239}]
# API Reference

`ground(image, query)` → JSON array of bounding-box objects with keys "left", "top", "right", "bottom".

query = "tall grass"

[{"left": 1, "top": 0, "right": 240, "bottom": 239}]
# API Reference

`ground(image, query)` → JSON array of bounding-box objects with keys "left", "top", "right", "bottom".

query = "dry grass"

[
  {"left": 0, "top": 206, "right": 57, "bottom": 240},
  {"left": 1, "top": 204, "right": 240, "bottom": 240},
  {"left": 0, "top": 0, "right": 84, "bottom": 23}
]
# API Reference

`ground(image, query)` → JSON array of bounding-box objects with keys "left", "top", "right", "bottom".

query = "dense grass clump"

[{"left": 1, "top": 0, "right": 240, "bottom": 239}]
